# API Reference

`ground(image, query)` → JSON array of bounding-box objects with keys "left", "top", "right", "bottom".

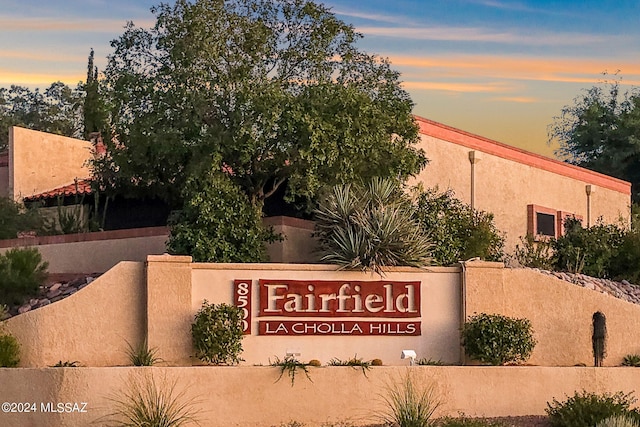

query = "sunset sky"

[{"left": 1, "top": 0, "right": 639, "bottom": 158}]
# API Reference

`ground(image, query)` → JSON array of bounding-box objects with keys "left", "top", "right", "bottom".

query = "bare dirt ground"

[{"left": 364, "top": 416, "right": 551, "bottom": 426}]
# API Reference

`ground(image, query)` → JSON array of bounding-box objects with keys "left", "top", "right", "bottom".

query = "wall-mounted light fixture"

[
  {"left": 585, "top": 185, "right": 596, "bottom": 227},
  {"left": 286, "top": 349, "right": 301, "bottom": 357},
  {"left": 468, "top": 151, "right": 482, "bottom": 210},
  {"left": 401, "top": 349, "right": 417, "bottom": 366}
]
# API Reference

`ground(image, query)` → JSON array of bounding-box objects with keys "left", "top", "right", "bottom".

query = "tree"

[
  {"left": 549, "top": 77, "right": 640, "bottom": 201},
  {"left": 0, "top": 82, "right": 84, "bottom": 151},
  {"left": 166, "top": 163, "right": 278, "bottom": 262},
  {"left": 82, "top": 48, "right": 108, "bottom": 139},
  {"left": 94, "top": 0, "right": 426, "bottom": 209},
  {"left": 412, "top": 187, "right": 504, "bottom": 266}
]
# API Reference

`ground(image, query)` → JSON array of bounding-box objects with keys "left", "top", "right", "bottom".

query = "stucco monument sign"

[{"left": 235, "top": 279, "right": 421, "bottom": 336}]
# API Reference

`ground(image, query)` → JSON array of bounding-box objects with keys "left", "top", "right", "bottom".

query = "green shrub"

[
  {"left": 416, "top": 358, "right": 445, "bottom": 366},
  {"left": 436, "top": 415, "right": 505, "bottom": 427},
  {"left": 513, "top": 234, "right": 555, "bottom": 270},
  {"left": 553, "top": 217, "right": 624, "bottom": 278},
  {"left": 167, "top": 168, "right": 279, "bottom": 262},
  {"left": 546, "top": 390, "right": 639, "bottom": 427},
  {"left": 461, "top": 313, "right": 536, "bottom": 366},
  {"left": 314, "top": 178, "right": 432, "bottom": 275},
  {"left": 609, "top": 228, "right": 640, "bottom": 283},
  {"left": 0, "top": 197, "right": 48, "bottom": 240},
  {"left": 0, "top": 247, "right": 49, "bottom": 306},
  {"left": 0, "top": 333, "right": 20, "bottom": 367},
  {"left": 597, "top": 415, "right": 640, "bottom": 427},
  {"left": 622, "top": 354, "right": 640, "bottom": 367},
  {"left": 50, "top": 360, "right": 80, "bottom": 367},
  {"left": 412, "top": 187, "right": 504, "bottom": 266},
  {"left": 378, "top": 371, "right": 442, "bottom": 427},
  {"left": 191, "top": 300, "right": 244, "bottom": 365}
]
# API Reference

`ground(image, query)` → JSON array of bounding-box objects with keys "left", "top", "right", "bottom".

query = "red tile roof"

[{"left": 23, "top": 179, "right": 93, "bottom": 202}]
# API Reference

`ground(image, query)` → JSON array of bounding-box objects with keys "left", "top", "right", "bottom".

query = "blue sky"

[{"left": 1, "top": 0, "right": 639, "bottom": 158}]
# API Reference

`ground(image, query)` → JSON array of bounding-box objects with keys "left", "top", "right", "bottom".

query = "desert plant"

[
  {"left": 378, "top": 371, "right": 442, "bottom": 427},
  {"left": 622, "top": 354, "right": 640, "bottom": 367},
  {"left": 0, "top": 196, "right": 49, "bottom": 239},
  {"left": 271, "top": 355, "right": 312, "bottom": 386},
  {"left": 416, "top": 358, "right": 446, "bottom": 366},
  {"left": 101, "top": 373, "right": 199, "bottom": 427},
  {"left": 0, "top": 247, "right": 49, "bottom": 306},
  {"left": 597, "top": 415, "right": 640, "bottom": 427},
  {"left": 546, "top": 390, "right": 639, "bottom": 427},
  {"left": 320, "top": 422, "right": 356, "bottom": 427},
  {"left": 307, "top": 359, "right": 322, "bottom": 367},
  {"left": 461, "top": 313, "right": 536, "bottom": 366},
  {"left": 314, "top": 178, "right": 432, "bottom": 275},
  {"left": 0, "top": 304, "right": 8, "bottom": 320},
  {"left": 328, "top": 355, "right": 372, "bottom": 376},
  {"left": 191, "top": 300, "right": 244, "bottom": 365},
  {"left": 0, "top": 332, "right": 20, "bottom": 367},
  {"left": 553, "top": 217, "right": 625, "bottom": 278},
  {"left": 513, "top": 234, "right": 555, "bottom": 270},
  {"left": 167, "top": 168, "right": 279, "bottom": 262},
  {"left": 51, "top": 360, "right": 80, "bottom": 367},
  {"left": 126, "top": 339, "right": 162, "bottom": 366},
  {"left": 436, "top": 415, "right": 506, "bottom": 426},
  {"left": 412, "top": 187, "right": 504, "bottom": 266},
  {"left": 371, "top": 358, "right": 383, "bottom": 366}
]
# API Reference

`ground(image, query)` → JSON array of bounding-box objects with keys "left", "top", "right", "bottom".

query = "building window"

[
  {"left": 527, "top": 205, "right": 583, "bottom": 239},
  {"left": 536, "top": 212, "right": 555, "bottom": 237}
]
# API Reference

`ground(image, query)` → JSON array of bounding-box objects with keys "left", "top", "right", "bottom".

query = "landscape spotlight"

[{"left": 401, "top": 349, "right": 417, "bottom": 366}]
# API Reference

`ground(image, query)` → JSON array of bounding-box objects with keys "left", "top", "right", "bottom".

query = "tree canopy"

[
  {"left": 549, "top": 78, "right": 640, "bottom": 201},
  {"left": 0, "top": 82, "right": 84, "bottom": 151},
  {"left": 94, "top": 0, "right": 427, "bottom": 208}
]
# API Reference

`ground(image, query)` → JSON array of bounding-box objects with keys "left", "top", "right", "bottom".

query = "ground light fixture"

[{"left": 401, "top": 349, "right": 417, "bottom": 365}]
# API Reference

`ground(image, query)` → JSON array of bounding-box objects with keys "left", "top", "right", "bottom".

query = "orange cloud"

[
  {"left": 0, "top": 70, "right": 84, "bottom": 86},
  {"left": 401, "top": 80, "right": 514, "bottom": 93},
  {"left": 491, "top": 96, "right": 539, "bottom": 103},
  {"left": 358, "top": 26, "right": 620, "bottom": 46},
  {"left": 390, "top": 54, "right": 640, "bottom": 85},
  {"left": 0, "top": 17, "right": 154, "bottom": 32}
]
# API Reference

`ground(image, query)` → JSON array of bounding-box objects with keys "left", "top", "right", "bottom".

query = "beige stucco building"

[
  {"left": 410, "top": 116, "right": 631, "bottom": 252},
  {"left": 0, "top": 127, "right": 93, "bottom": 201},
  {"left": 0, "top": 119, "right": 632, "bottom": 257}
]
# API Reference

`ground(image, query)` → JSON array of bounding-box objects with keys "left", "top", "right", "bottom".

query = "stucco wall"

[
  {"left": 0, "top": 227, "right": 169, "bottom": 274},
  {"left": 0, "top": 366, "right": 639, "bottom": 426},
  {"left": 265, "top": 216, "right": 318, "bottom": 263},
  {"left": 464, "top": 261, "right": 640, "bottom": 366},
  {"left": 8, "top": 127, "right": 93, "bottom": 200},
  {"left": 410, "top": 120, "right": 631, "bottom": 253},
  {"left": 190, "top": 263, "right": 462, "bottom": 367},
  {"left": 6, "top": 257, "right": 640, "bottom": 369},
  {"left": 3, "top": 262, "right": 145, "bottom": 367}
]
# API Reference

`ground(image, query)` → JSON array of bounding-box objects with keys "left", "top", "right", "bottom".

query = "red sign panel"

[
  {"left": 234, "top": 279, "right": 251, "bottom": 334},
  {"left": 259, "top": 320, "right": 421, "bottom": 336},
  {"left": 259, "top": 279, "right": 421, "bottom": 318}
]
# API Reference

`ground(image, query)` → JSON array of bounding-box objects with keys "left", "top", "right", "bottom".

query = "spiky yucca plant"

[{"left": 314, "top": 178, "right": 432, "bottom": 275}]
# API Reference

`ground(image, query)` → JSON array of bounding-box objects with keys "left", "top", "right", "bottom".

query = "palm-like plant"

[{"left": 314, "top": 178, "right": 432, "bottom": 275}]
